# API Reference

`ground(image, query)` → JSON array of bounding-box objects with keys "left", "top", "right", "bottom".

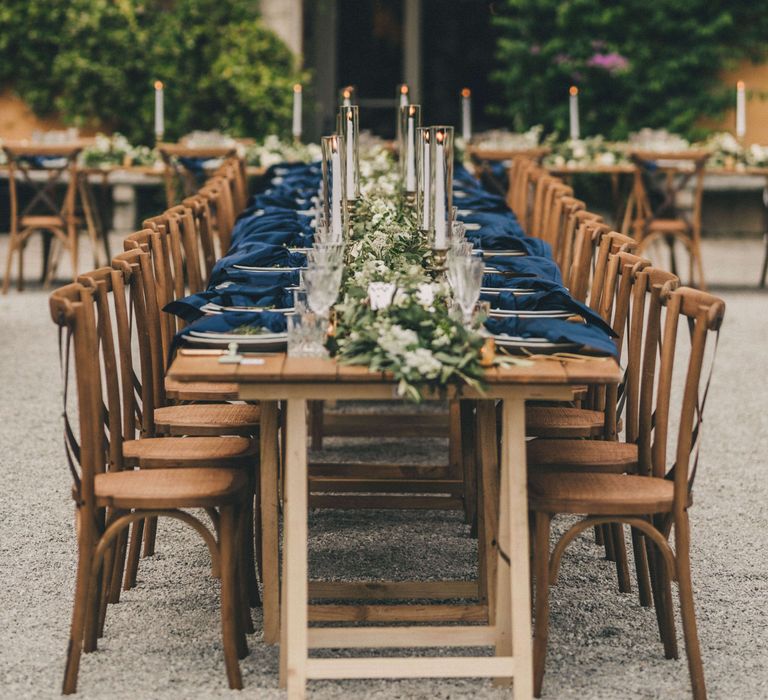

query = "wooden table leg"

[
  {"left": 493, "top": 396, "right": 533, "bottom": 698},
  {"left": 283, "top": 399, "right": 308, "bottom": 699},
  {"left": 476, "top": 400, "right": 499, "bottom": 621},
  {"left": 259, "top": 400, "right": 280, "bottom": 644}
]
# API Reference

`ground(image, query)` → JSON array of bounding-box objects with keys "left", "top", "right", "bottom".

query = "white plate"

[
  {"left": 481, "top": 287, "right": 535, "bottom": 297},
  {"left": 488, "top": 309, "right": 573, "bottom": 319},
  {"left": 492, "top": 334, "right": 578, "bottom": 352},
  {"left": 184, "top": 334, "right": 288, "bottom": 352},
  {"left": 482, "top": 250, "right": 526, "bottom": 258},
  {"left": 188, "top": 329, "right": 286, "bottom": 341},
  {"left": 233, "top": 264, "right": 303, "bottom": 272}
]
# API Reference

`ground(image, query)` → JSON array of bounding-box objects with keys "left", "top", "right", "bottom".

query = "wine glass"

[
  {"left": 449, "top": 255, "right": 485, "bottom": 326},
  {"left": 303, "top": 264, "right": 343, "bottom": 318}
]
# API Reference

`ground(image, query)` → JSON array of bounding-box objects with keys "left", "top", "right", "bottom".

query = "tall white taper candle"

[
  {"left": 292, "top": 84, "right": 302, "bottom": 141},
  {"left": 569, "top": 86, "right": 580, "bottom": 141},
  {"left": 736, "top": 80, "right": 746, "bottom": 140},
  {"left": 461, "top": 88, "right": 472, "bottom": 142},
  {"left": 154, "top": 81, "right": 164, "bottom": 140}
]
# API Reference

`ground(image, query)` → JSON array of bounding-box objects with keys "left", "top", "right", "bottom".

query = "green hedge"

[
  {"left": 0, "top": 0, "right": 305, "bottom": 144},
  {"left": 491, "top": 0, "right": 768, "bottom": 140}
]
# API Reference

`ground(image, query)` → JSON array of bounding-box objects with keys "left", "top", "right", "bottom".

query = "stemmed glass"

[
  {"left": 303, "top": 263, "right": 343, "bottom": 318},
  {"left": 449, "top": 255, "right": 485, "bottom": 326}
]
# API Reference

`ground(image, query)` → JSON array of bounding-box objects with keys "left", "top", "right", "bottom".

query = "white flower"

[
  {"left": 403, "top": 347, "right": 442, "bottom": 377},
  {"left": 368, "top": 282, "right": 396, "bottom": 310},
  {"left": 416, "top": 283, "right": 435, "bottom": 309}
]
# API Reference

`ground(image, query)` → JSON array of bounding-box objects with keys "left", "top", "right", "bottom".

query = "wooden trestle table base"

[{"left": 167, "top": 353, "right": 619, "bottom": 699}]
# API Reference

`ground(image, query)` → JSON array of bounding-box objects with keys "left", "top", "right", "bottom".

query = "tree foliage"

[
  {"left": 491, "top": 0, "right": 768, "bottom": 139},
  {"left": 0, "top": 0, "right": 304, "bottom": 144}
]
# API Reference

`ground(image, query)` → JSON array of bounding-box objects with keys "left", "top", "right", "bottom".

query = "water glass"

[
  {"left": 304, "top": 264, "right": 343, "bottom": 318},
  {"left": 287, "top": 311, "right": 329, "bottom": 358},
  {"left": 449, "top": 255, "right": 485, "bottom": 326}
]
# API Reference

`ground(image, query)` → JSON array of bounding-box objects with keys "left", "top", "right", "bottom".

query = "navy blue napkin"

[
  {"left": 172, "top": 310, "right": 287, "bottom": 355},
  {"left": 492, "top": 288, "right": 615, "bottom": 335},
  {"left": 164, "top": 285, "right": 295, "bottom": 322},
  {"left": 210, "top": 242, "right": 305, "bottom": 284},
  {"left": 483, "top": 255, "right": 562, "bottom": 285},
  {"left": 484, "top": 316, "right": 618, "bottom": 357}
]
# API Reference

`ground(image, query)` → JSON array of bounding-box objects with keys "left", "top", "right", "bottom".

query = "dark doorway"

[{"left": 337, "top": 0, "right": 404, "bottom": 138}]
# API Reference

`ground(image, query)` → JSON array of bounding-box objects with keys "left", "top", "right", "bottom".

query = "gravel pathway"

[{"left": 0, "top": 237, "right": 766, "bottom": 699}]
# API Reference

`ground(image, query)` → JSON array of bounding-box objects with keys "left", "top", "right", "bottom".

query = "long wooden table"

[{"left": 167, "top": 352, "right": 619, "bottom": 699}]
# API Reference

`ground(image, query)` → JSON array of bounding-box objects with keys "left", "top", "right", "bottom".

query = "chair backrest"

[
  {"left": 557, "top": 203, "right": 598, "bottom": 289},
  {"left": 50, "top": 282, "right": 102, "bottom": 514},
  {"left": 540, "top": 185, "right": 575, "bottom": 255},
  {"left": 49, "top": 259, "right": 162, "bottom": 509},
  {"left": 123, "top": 227, "right": 179, "bottom": 354},
  {"left": 628, "top": 150, "right": 708, "bottom": 240},
  {"left": 583, "top": 250, "right": 651, "bottom": 434},
  {"left": 3, "top": 143, "right": 81, "bottom": 235},
  {"left": 182, "top": 194, "right": 218, "bottom": 285},
  {"left": 158, "top": 143, "right": 238, "bottom": 207},
  {"left": 198, "top": 177, "right": 236, "bottom": 254},
  {"left": 642, "top": 287, "right": 724, "bottom": 510}
]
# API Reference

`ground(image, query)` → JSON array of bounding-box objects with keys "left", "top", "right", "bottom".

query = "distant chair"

[
  {"left": 2, "top": 143, "right": 82, "bottom": 293},
  {"left": 158, "top": 143, "right": 238, "bottom": 207},
  {"left": 624, "top": 149, "right": 709, "bottom": 290}
]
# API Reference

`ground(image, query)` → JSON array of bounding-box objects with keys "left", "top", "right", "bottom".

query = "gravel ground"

[{"left": 0, "top": 236, "right": 766, "bottom": 699}]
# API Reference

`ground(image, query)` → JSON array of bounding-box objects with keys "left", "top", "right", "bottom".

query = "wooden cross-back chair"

[
  {"left": 50, "top": 279, "right": 253, "bottom": 694},
  {"left": 528, "top": 285, "right": 725, "bottom": 699},
  {"left": 182, "top": 194, "right": 218, "bottom": 284},
  {"left": 540, "top": 188, "right": 576, "bottom": 256},
  {"left": 623, "top": 149, "right": 709, "bottom": 290},
  {"left": 158, "top": 143, "right": 239, "bottom": 207},
  {"left": 76, "top": 258, "right": 259, "bottom": 586},
  {"left": 530, "top": 173, "right": 567, "bottom": 238},
  {"left": 2, "top": 143, "right": 82, "bottom": 293},
  {"left": 506, "top": 157, "right": 540, "bottom": 230},
  {"left": 212, "top": 156, "right": 249, "bottom": 214},
  {"left": 198, "top": 177, "right": 238, "bottom": 254}
]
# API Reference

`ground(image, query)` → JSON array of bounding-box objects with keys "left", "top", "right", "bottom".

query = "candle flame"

[
  {"left": 569, "top": 86, "right": 578, "bottom": 96},
  {"left": 423, "top": 130, "right": 430, "bottom": 143},
  {"left": 343, "top": 87, "right": 352, "bottom": 99},
  {"left": 294, "top": 83, "right": 302, "bottom": 93},
  {"left": 435, "top": 129, "right": 445, "bottom": 144},
  {"left": 400, "top": 84, "right": 409, "bottom": 95},
  {"left": 737, "top": 80, "right": 745, "bottom": 90},
  {"left": 461, "top": 88, "right": 471, "bottom": 98},
  {"left": 154, "top": 80, "right": 163, "bottom": 90},
  {"left": 409, "top": 105, "right": 417, "bottom": 117}
]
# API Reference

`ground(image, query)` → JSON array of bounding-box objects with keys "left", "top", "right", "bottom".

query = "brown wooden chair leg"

[
  {"left": 675, "top": 511, "right": 707, "bottom": 700},
  {"left": 603, "top": 524, "right": 616, "bottom": 561},
  {"left": 594, "top": 525, "right": 604, "bottom": 546},
  {"left": 142, "top": 516, "right": 158, "bottom": 557},
  {"left": 2, "top": 233, "right": 17, "bottom": 294},
  {"left": 62, "top": 544, "right": 93, "bottom": 694},
  {"left": 123, "top": 518, "right": 144, "bottom": 590},
  {"left": 646, "top": 533, "right": 678, "bottom": 659},
  {"left": 630, "top": 526, "right": 652, "bottom": 607},
  {"left": 83, "top": 560, "right": 103, "bottom": 653},
  {"left": 611, "top": 523, "right": 632, "bottom": 593},
  {"left": 533, "top": 511, "right": 552, "bottom": 698},
  {"left": 219, "top": 505, "right": 244, "bottom": 689}
]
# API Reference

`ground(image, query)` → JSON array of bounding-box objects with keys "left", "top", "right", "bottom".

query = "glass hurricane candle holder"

[
  {"left": 339, "top": 105, "right": 360, "bottom": 201},
  {"left": 320, "top": 134, "right": 347, "bottom": 243},
  {"left": 399, "top": 104, "right": 421, "bottom": 197},
  {"left": 417, "top": 126, "right": 433, "bottom": 233},
  {"left": 429, "top": 126, "right": 454, "bottom": 250}
]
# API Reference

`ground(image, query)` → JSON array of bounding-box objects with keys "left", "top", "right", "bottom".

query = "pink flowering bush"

[{"left": 491, "top": 0, "right": 768, "bottom": 139}]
